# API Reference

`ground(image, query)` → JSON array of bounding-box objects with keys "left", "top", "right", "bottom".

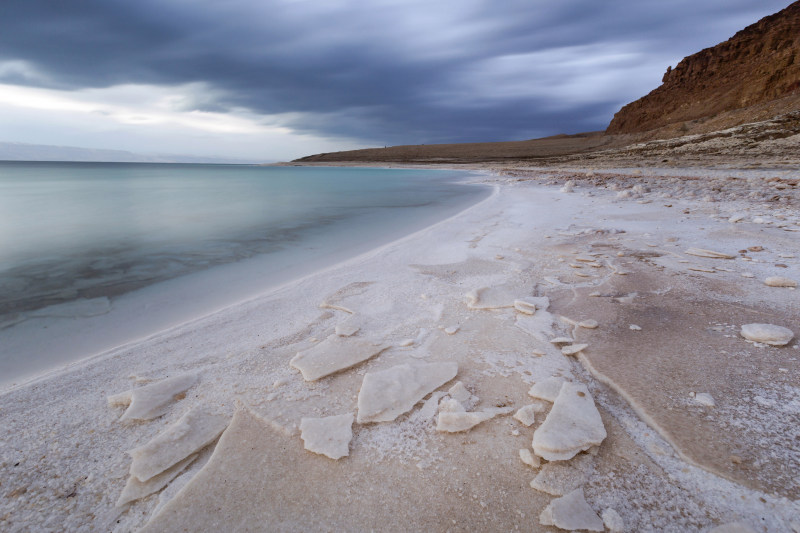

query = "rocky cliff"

[{"left": 607, "top": 1, "right": 800, "bottom": 134}]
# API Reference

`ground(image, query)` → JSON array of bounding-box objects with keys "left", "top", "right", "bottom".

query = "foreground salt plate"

[
  {"left": 539, "top": 488, "right": 603, "bottom": 531},
  {"left": 128, "top": 406, "right": 229, "bottom": 482},
  {"left": 357, "top": 362, "right": 458, "bottom": 423},
  {"left": 740, "top": 323, "right": 794, "bottom": 346},
  {"left": 117, "top": 454, "right": 197, "bottom": 506},
  {"left": 533, "top": 382, "right": 606, "bottom": 461},
  {"left": 299, "top": 413, "right": 354, "bottom": 460},
  {"left": 290, "top": 334, "right": 386, "bottom": 381},
  {"left": 111, "top": 373, "right": 198, "bottom": 422}
]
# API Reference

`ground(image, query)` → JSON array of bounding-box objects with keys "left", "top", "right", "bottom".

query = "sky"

[{"left": 0, "top": 0, "right": 792, "bottom": 162}]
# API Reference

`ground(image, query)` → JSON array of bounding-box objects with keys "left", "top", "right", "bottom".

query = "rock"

[
  {"left": 602, "top": 508, "right": 626, "bottom": 532},
  {"left": 539, "top": 488, "right": 603, "bottom": 531},
  {"left": 357, "top": 362, "right": 458, "bottom": 423},
  {"left": 578, "top": 319, "right": 599, "bottom": 329},
  {"left": 513, "top": 402, "right": 546, "bottom": 426},
  {"left": 519, "top": 448, "right": 540, "bottom": 468},
  {"left": 530, "top": 453, "right": 594, "bottom": 496},
  {"left": 740, "top": 323, "right": 794, "bottom": 345},
  {"left": 764, "top": 276, "right": 797, "bottom": 288},
  {"left": 299, "top": 413, "right": 354, "bottom": 460},
  {"left": 708, "top": 522, "right": 758, "bottom": 533},
  {"left": 111, "top": 373, "right": 198, "bottom": 422},
  {"left": 528, "top": 377, "right": 566, "bottom": 402},
  {"left": 533, "top": 382, "right": 606, "bottom": 461},
  {"left": 561, "top": 344, "right": 588, "bottom": 356},
  {"left": 116, "top": 454, "right": 197, "bottom": 506},
  {"left": 695, "top": 393, "right": 716, "bottom": 407},
  {"left": 436, "top": 407, "right": 513, "bottom": 433},
  {"left": 685, "top": 248, "right": 735, "bottom": 259},
  {"left": 290, "top": 335, "right": 386, "bottom": 381},
  {"left": 128, "top": 406, "right": 229, "bottom": 482}
]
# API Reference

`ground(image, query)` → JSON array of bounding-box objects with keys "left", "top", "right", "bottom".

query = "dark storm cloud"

[{"left": 0, "top": 0, "right": 792, "bottom": 144}]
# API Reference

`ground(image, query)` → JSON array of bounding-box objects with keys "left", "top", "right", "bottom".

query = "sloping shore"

[{"left": 1, "top": 168, "right": 798, "bottom": 532}]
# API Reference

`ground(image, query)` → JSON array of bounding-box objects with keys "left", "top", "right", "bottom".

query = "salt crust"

[
  {"left": 685, "top": 247, "right": 735, "bottom": 259},
  {"left": 528, "top": 376, "right": 565, "bottom": 402},
  {"left": 539, "top": 488, "right": 603, "bottom": 531},
  {"left": 128, "top": 406, "right": 229, "bottom": 482},
  {"left": 561, "top": 343, "right": 588, "bottom": 356},
  {"left": 533, "top": 382, "right": 606, "bottom": 461},
  {"left": 299, "top": 413, "right": 354, "bottom": 460},
  {"left": 111, "top": 373, "right": 198, "bottom": 422},
  {"left": 290, "top": 334, "right": 386, "bottom": 381},
  {"left": 357, "top": 362, "right": 458, "bottom": 423},
  {"left": 117, "top": 454, "right": 197, "bottom": 506},
  {"left": 739, "top": 323, "right": 794, "bottom": 345},
  {"left": 465, "top": 287, "right": 516, "bottom": 309},
  {"left": 530, "top": 453, "right": 594, "bottom": 496}
]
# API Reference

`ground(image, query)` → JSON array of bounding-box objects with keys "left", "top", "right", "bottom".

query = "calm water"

[{"left": 0, "top": 162, "right": 487, "bottom": 384}]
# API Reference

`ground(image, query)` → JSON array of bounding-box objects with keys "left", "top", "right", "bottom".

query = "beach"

[{"left": 1, "top": 167, "right": 799, "bottom": 532}]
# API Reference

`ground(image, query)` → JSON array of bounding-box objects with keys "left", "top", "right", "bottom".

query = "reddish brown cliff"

[{"left": 607, "top": 1, "right": 800, "bottom": 134}]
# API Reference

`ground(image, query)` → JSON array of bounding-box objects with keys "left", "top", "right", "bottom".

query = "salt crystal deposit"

[
  {"left": 356, "top": 362, "right": 458, "bottom": 423},
  {"left": 299, "top": 413, "right": 354, "bottom": 460},
  {"left": 539, "top": 488, "right": 603, "bottom": 531},
  {"left": 112, "top": 373, "right": 198, "bottom": 422},
  {"left": 290, "top": 335, "right": 386, "bottom": 381},
  {"left": 740, "top": 323, "right": 795, "bottom": 346},
  {"left": 708, "top": 522, "right": 758, "bottom": 533},
  {"left": 533, "top": 382, "right": 606, "bottom": 461}
]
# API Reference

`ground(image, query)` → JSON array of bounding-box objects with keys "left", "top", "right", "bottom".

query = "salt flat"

[{"left": 1, "top": 168, "right": 798, "bottom": 532}]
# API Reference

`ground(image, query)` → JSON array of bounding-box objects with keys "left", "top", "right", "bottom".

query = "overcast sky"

[{"left": 0, "top": 1, "right": 791, "bottom": 162}]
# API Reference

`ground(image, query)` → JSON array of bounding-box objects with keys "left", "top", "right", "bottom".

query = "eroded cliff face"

[{"left": 607, "top": 1, "right": 800, "bottom": 134}]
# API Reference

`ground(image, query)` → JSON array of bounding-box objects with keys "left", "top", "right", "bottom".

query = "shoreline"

[{"left": 1, "top": 167, "right": 798, "bottom": 532}]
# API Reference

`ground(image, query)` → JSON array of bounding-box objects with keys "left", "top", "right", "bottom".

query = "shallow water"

[{"left": 0, "top": 162, "right": 488, "bottom": 384}]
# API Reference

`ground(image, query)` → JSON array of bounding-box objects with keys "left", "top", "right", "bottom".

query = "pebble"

[{"left": 629, "top": 324, "right": 642, "bottom": 331}]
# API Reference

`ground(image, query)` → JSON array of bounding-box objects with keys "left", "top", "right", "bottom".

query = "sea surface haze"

[{"left": 0, "top": 162, "right": 488, "bottom": 385}]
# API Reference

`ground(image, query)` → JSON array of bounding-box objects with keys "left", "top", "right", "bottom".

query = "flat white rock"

[
  {"left": 740, "top": 323, "right": 794, "bottom": 346},
  {"left": 299, "top": 413, "right": 354, "bottom": 460},
  {"left": 117, "top": 454, "right": 197, "bottom": 506},
  {"left": 764, "top": 276, "right": 797, "bottom": 288},
  {"left": 129, "top": 406, "right": 229, "bottom": 482},
  {"left": 602, "top": 508, "right": 626, "bottom": 532},
  {"left": 685, "top": 247, "right": 735, "bottom": 259},
  {"left": 436, "top": 407, "right": 513, "bottom": 433},
  {"left": 539, "top": 488, "right": 603, "bottom": 531},
  {"left": 528, "top": 377, "right": 566, "bottom": 402},
  {"left": 561, "top": 344, "right": 588, "bottom": 356},
  {"left": 533, "top": 382, "right": 606, "bottom": 461},
  {"left": 530, "top": 453, "right": 594, "bottom": 496},
  {"left": 357, "top": 362, "right": 458, "bottom": 423},
  {"left": 290, "top": 334, "right": 385, "bottom": 381},
  {"left": 114, "top": 373, "right": 198, "bottom": 422}
]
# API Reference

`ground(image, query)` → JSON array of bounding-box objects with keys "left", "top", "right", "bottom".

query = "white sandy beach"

[{"left": 1, "top": 168, "right": 799, "bottom": 532}]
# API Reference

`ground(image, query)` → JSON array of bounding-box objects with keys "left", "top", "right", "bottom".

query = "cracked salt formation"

[
  {"left": 111, "top": 373, "right": 198, "bottom": 422},
  {"left": 685, "top": 247, "right": 735, "bottom": 259},
  {"left": 532, "top": 382, "right": 606, "bottom": 461},
  {"left": 116, "top": 454, "right": 197, "bottom": 506},
  {"left": 528, "top": 376, "right": 566, "bottom": 402},
  {"left": 299, "top": 413, "right": 353, "bottom": 460},
  {"left": 290, "top": 334, "right": 386, "bottom": 381},
  {"left": 357, "top": 362, "right": 458, "bottom": 423},
  {"left": 739, "top": 323, "right": 794, "bottom": 345},
  {"left": 436, "top": 407, "right": 513, "bottom": 433},
  {"left": 529, "top": 453, "right": 594, "bottom": 496},
  {"left": 128, "top": 406, "right": 229, "bottom": 482},
  {"left": 539, "top": 488, "right": 603, "bottom": 531}
]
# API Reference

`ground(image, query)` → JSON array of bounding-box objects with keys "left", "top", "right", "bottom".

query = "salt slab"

[
  {"left": 513, "top": 403, "right": 545, "bottom": 426},
  {"left": 533, "top": 382, "right": 606, "bottom": 461},
  {"left": 539, "top": 488, "right": 603, "bottom": 531},
  {"left": 436, "top": 407, "right": 513, "bottom": 433},
  {"left": 685, "top": 247, "right": 735, "bottom": 259},
  {"left": 519, "top": 448, "right": 540, "bottom": 468},
  {"left": 117, "top": 454, "right": 197, "bottom": 506},
  {"left": 299, "top": 413, "right": 354, "bottom": 460},
  {"left": 740, "top": 323, "right": 794, "bottom": 346},
  {"left": 578, "top": 319, "right": 598, "bottom": 329},
  {"left": 764, "top": 276, "right": 797, "bottom": 288},
  {"left": 465, "top": 287, "right": 516, "bottom": 309},
  {"left": 549, "top": 337, "right": 574, "bottom": 345},
  {"left": 513, "top": 298, "right": 537, "bottom": 315},
  {"left": 528, "top": 377, "right": 566, "bottom": 402},
  {"left": 112, "top": 373, "right": 198, "bottom": 422},
  {"left": 447, "top": 381, "right": 472, "bottom": 405},
  {"left": 530, "top": 453, "right": 594, "bottom": 496},
  {"left": 561, "top": 344, "right": 588, "bottom": 356},
  {"left": 129, "top": 406, "right": 229, "bottom": 482},
  {"left": 357, "top": 362, "right": 458, "bottom": 423},
  {"left": 290, "top": 335, "right": 386, "bottom": 381}
]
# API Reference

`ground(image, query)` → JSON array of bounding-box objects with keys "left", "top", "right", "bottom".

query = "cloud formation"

[{"left": 0, "top": 0, "right": 792, "bottom": 157}]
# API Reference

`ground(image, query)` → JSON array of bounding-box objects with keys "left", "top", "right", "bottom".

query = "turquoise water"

[{"left": 0, "top": 162, "right": 487, "bottom": 383}]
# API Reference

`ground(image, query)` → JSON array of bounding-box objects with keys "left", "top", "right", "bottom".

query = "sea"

[{"left": 0, "top": 162, "right": 488, "bottom": 386}]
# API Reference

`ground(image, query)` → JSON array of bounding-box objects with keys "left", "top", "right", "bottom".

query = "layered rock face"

[{"left": 607, "top": 1, "right": 800, "bottom": 134}]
